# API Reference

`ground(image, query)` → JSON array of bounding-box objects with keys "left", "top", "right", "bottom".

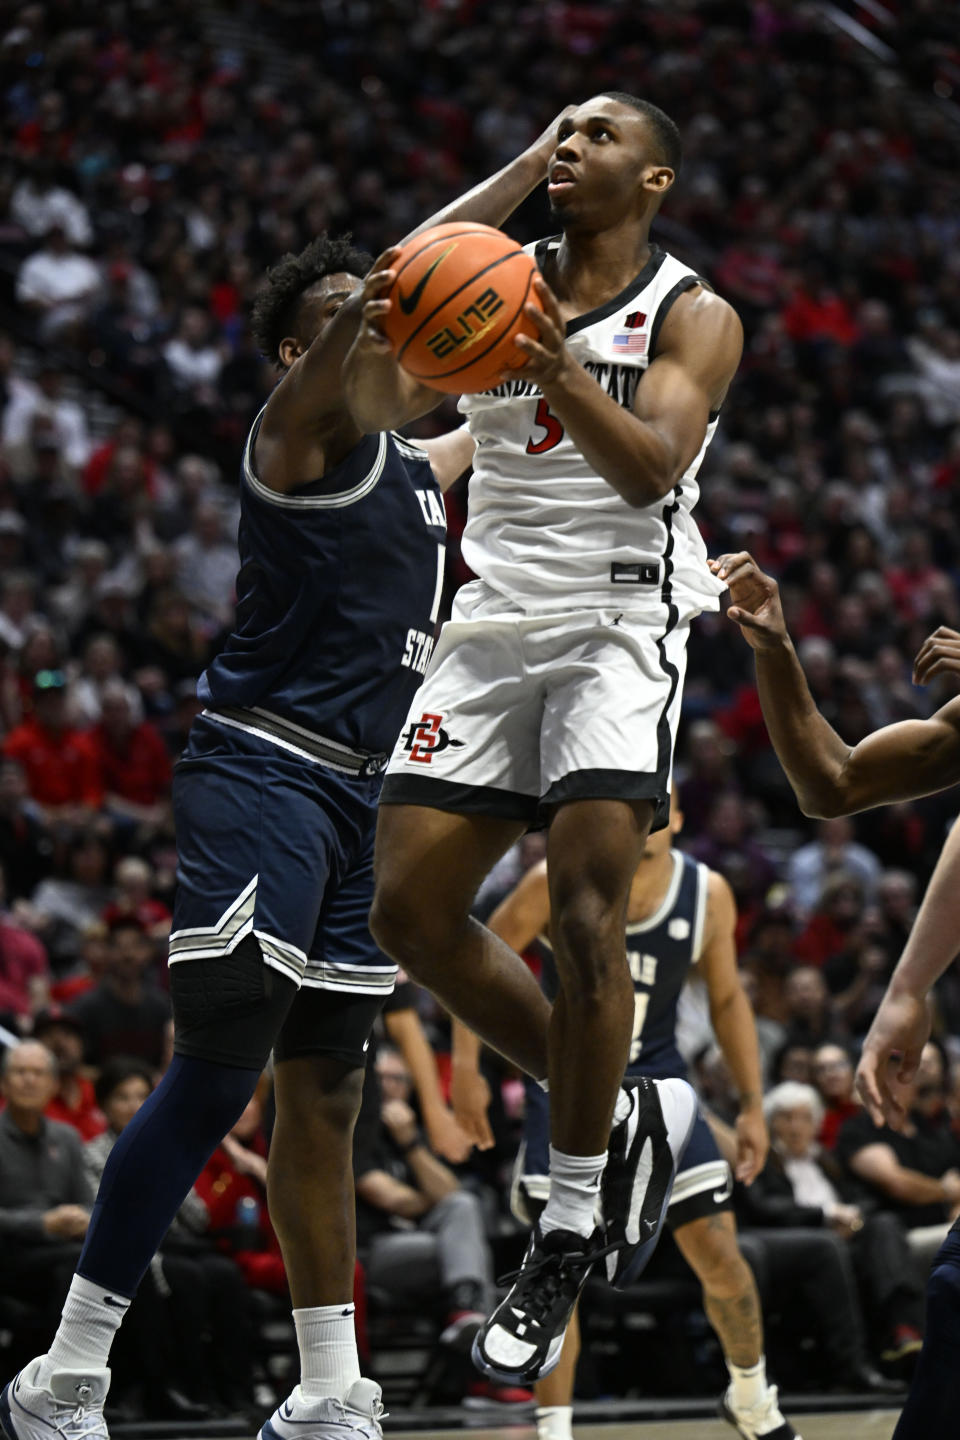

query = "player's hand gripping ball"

[{"left": 380, "top": 223, "right": 543, "bottom": 394}]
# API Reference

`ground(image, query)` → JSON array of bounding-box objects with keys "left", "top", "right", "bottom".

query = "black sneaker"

[
  {"left": 601, "top": 1076, "right": 698, "bottom": 1288},
  {"left": 471, "top": 1225, "right": 607, "bottom": 1385}
]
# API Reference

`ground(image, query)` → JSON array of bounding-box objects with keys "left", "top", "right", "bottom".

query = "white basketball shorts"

[{"left": 380, "top": 580, "right": 693, "bottom": 829}]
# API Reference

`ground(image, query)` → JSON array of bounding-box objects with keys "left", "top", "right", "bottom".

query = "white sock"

[
  {"left": 37, "top": 1275, "right": 130, "bottom": 1386},
  {"left": 294, "top": 1303, "right": 361, "bottom": 1401},
  {"left": 540, "top": 1145, "right": 606, "bottom": 1239},
  {"left": 728, "top": 1356, "right": 768, "bottom": 1412},
  {"left": 613, "top": 1087, "right": 632, "bottom": 1126},
  {"left": 537, "top": 1404, "right": 574, "bottom": 1440}
]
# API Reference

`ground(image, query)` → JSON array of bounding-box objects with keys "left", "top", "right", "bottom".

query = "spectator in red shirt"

[
  {"left": 812, "top": 1043, "right": 861, "bottom": 1151},
  {"left": 81, "top": 682, "right": 172, "bottom": 840},
  {"left": 0, "top": 860, "right": 49, "bottom": 1020},
  {"left": 33, "top": 1005, "right": 106, "bottom": 1141},
  {"left": 2, "top": 670, "right": 102, "bottom": 825}
]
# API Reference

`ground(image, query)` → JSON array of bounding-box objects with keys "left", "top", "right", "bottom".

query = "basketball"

[{"left": 382, "top": 222, "right": 542, "bottom": 394}]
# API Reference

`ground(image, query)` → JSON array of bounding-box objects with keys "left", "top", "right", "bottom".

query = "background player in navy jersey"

[
  {"left": 343, "top": 93, "right": 743, "bottom": 1386},
  {"left": 451, "top": 805, "right": 799, "bottom": 1440},
  {"left": 0, "top": 120, "right": 572, "bottom": 1440},
  {"left": 713, "top": 550, "right": 960, "bottom": 1440}
]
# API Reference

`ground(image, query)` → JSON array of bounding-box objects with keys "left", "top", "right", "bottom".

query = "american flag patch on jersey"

[{"left": 612, "top": 329, "right": 648, "bottom": 355}]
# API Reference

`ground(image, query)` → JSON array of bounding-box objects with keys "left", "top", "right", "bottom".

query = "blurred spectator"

[
  {"left": 15, "top": 226, "right": 101, "bottom": 341},
  {"left": 812, "top": 1043, "right": 861, "bottom": 1151},
  {"left": 10, "top": 162, "right": 92, "bottom": 246},
  {"left": 787, "top": 818, "right": 883, "bottom": 920},
  {"left": 173, "top": 500, "right": 237, "bottom": 632},
  {"left": 0, "top": 1040, "right": 91, "bottom": 1369},
  {"left": 781, "top": 966, "right": 845, "bottom": 1050},
  {"left": 29, "top": 831, "right": 112, "bottom": 970},
  {"left": 0, "top": 759, "right": 53, "bottom": 900},
  {"left": 34, "top": 1005, "right": 105, "bottom": 1141},
  {"left": 101, "top": 857, "right": 171, "bottom": 941},
  {"left": 2, "top": 670, "right": 102, "bottom": 827},
  {"left": 0, "top": 861, "right": 49, "bottom": 1020},
  {"left": 2, "top": 364, "right": 90, "bottom": 481},
  {"left": 81, "top": 682, "right": 172, "bottom": 838},
  {"left": 68, "top": 918, "right": 171, "bottom": 1070},
  {"left": 837, "top": 1042, "right": 960, "bottom": 1274}
]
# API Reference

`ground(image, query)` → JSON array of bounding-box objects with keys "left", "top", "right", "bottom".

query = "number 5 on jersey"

[{"left": 526, "top": 398, "right": 565, "bottom": 455}]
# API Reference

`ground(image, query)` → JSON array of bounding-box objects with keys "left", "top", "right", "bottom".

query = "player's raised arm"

[
  {"left": 512, "top": 278, "right": 743, "bottom": 508},
  {"left": 450, "top": 861, "right": 551, "bottom": 1149},
  {"left": 266, "top": 112, "right": 570, "bottom": 448},
  {"left": 696, "top": 872, "right": 767, "bottom": 1184},
  {"left": 713, "top": 551, "right": 960, "bottom": 817}
]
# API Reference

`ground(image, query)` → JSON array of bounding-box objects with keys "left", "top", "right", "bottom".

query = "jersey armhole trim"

[
  {"left": 648, "top": 274, "right": 713, "bottom": 361},
  {"left": 243, "top": 410, "right": 388, "bottom": 510},
  {"left": 691, "top": 861, "right": 710, "bottom": 964},
  {"left": 625, "top": 850, "right": 684, "bottom": 935}
]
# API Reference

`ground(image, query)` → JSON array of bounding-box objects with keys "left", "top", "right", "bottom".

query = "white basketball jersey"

[{"left": 458, "top": 240, "right": 727, "bottom": 616}]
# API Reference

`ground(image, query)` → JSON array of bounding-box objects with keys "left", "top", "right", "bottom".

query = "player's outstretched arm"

[
  {"left": 450, "top": 860, "right": 551, "bottom": 1149},
  {"left": 696, "top": 871, "right": 767, "bottom": 1184},
  {"left": 513, "top": 279, "right": 742, "bottom": 508},
  {"left": 857, "top": 818, "right": 960, "bottom": 1129},
  {"left": 712, "top": 551, "right": 960, "bottom": 817}
]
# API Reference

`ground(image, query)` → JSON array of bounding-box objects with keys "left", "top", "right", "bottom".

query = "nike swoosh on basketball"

[{"left": 397, "top": 244, "right": 456, "bottom": 315}]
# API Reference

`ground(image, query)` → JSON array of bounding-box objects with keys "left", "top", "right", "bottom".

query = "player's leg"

[
  {"left": 534, "top": 1306, "right": 581, "bottom": 1440},
  {"left": 892, "top": 1225, "right": 960, "bottom": 1439},
  {"left": 0, "top": 756, "right": 310, "bottom": 1440},
  {"left": 371, "top": 803, "right": 551, "bottom": 1079},
  {"left": 256, "top": 831, "right": 397, "bottom": 1440}
]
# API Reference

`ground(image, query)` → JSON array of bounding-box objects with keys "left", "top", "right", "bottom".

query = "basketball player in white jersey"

[{"left": 342, "top": 94, "right": 743, "bottom": 1384}]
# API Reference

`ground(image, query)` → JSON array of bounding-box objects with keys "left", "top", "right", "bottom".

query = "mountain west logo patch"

[{"left": 401, "top": 712, "right": 466, "bottom": 765}]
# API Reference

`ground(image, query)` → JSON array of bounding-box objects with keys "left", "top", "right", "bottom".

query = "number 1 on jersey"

[
  {"left": 526, "top": 397, "right": 565, "bottom": 455},
  {"left": 429, "top": 543, "right": 445, "bottom": 625},
  {"left": 630, "top": 991, "right": 650, "bottom": 1062}
]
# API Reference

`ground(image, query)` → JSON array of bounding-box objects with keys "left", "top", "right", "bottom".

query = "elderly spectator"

[
  {"left": 0, "top": 1041, "right": 91, "bottom": 1367},
  {"left": 15, "top": 226, "right": 101, "bottom": 341},
  {"left": 735, "top": 1082, "right": 922, "bottom": 1384}
]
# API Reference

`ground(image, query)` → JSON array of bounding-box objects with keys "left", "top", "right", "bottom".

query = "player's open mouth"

[{"left": 548, "top": 166, "right": 576, "bottom": 196}]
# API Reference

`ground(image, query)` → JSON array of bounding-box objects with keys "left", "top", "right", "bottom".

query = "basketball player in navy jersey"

[
  {"left": 0, "top": 122, "right": 575, "bottom": 1440},
  {"left": 452, "top": 805, "right": 799, "bottom": 1440},
  {"left": 712, "top": 550, "right": 960, "bottom": 1440},
  {"left": 342, "top": 94, "right": 743, "bottom": 1383}
]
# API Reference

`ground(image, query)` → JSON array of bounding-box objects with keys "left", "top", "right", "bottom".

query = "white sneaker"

[
  {"left": 0, "top": 1360, "right": 110, "bottom": 1440},
  {"left": 719, "top": 1383, "right": 801, "bottom": 1439},
  {"left": 258, "top": 1378, "right": 385, "bottom": 1440}
]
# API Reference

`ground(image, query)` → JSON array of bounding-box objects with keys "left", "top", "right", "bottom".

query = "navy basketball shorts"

[
  {"left": 513, "top": 1076, "right": 733, "bottom": 1230},
  {"left": 168, "top": 717, "right": 396, "bottom": 1069}
]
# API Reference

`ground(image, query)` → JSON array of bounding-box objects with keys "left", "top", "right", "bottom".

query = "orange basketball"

[{"left": 382, "top": 222, "right": 542, "bottom": 394}]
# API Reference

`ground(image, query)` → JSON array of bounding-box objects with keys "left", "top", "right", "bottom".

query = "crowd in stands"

[{"left": 1, "top": 0, "right": 960, "bottom": 1420}]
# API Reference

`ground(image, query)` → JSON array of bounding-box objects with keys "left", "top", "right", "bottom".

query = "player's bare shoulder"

[
  {"left": 655, "top": 284, "right": 743, "bottom": 406},
  {"left": 702, "top": 866, "right": 738, "bottom": 948}
]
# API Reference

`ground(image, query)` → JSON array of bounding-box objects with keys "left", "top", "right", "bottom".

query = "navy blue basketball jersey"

[
  {"left": 539, "top": 851, "right": 707, "bottom": 1080},
  {"left": 198, "top": 410, "right": 447, "bottom": 757}
]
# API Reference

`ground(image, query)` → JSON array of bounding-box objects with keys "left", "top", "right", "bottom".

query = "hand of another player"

[
  {"left": 353, "top": 246, "right": 403, "bottom": 356},
  {"left": 913, "top": 626, "right": 960, "bottom": 687},
  {"left": 450, "top": 1061, "right": 495, "bottom": 1151},
  {"left": 708, "top": 552, "right": 788, "bottom": 651},
  {"left": 855, "top": 987, "right": 931, "bottom": 1129},
  {"left": 509, "top": 276, "right": 570, "bottom": 388},
  {"left": 734, "top": 1105, "right": 768, "bottom": 1185},
  {"left": 423, "top": 1104, "right": 474, "bottom": 1164}
]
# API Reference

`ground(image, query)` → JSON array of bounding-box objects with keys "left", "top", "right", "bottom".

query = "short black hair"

[
  {"left": 95, "top": 1055, "right": 154, "bottom": 1111},
  {"left": 250, "top": 233, "right": 372, "bottom": 364},
  {"left": 601, "top": 93, "right": 682, "bottom": 174}
]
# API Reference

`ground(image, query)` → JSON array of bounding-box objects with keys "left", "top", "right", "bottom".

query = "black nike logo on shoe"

[{"left": 397, "top": 244, "right": 456, "bottom": 315}]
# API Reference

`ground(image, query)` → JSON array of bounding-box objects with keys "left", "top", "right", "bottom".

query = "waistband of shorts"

[{"left": 201, "top": 706, "right": 389, "bottom": 778}]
